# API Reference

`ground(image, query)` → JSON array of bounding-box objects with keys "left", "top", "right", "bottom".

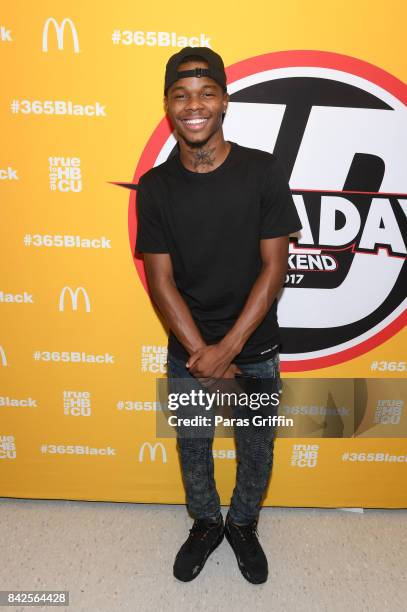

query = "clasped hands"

[{"left": 186, "top": 343, "right": 242, "bottom": 389}]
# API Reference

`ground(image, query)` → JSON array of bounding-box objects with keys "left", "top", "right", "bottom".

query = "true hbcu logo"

[{"left": 126, "top": 51, "right": 407, "bottom": 371}]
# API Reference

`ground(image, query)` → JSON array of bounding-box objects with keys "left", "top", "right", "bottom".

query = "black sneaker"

[
  {"left": 224, "top": 512, "right": 268, "bottom": 584},
  {"left": 173, "top": 516, "right": 224, "bottom": 582}
]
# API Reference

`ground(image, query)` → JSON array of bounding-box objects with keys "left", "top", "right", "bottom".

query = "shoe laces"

[
  {"left": 231, "top": 520, "right": 261, "bottom": 555},
  {"left": 186, "top": 519, "right": 220, "bottom": 548}
]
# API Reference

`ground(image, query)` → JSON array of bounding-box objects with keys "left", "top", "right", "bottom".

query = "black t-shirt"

[{"left": 135, "top": 141, "right": 302, "bottom": 364}]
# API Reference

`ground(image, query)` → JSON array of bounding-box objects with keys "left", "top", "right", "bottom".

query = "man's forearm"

[
  {"left": 185, "top": 260, "right": 286, "bottom": 379},
  {"left": 219, "top": 262, "right": 286, "bottom": 358},
  {"left": 186, "top": 236, "right": 289, "bottom": 379},
  {"left": 148, "top": 277, "right": 206, "bottom": 356}
]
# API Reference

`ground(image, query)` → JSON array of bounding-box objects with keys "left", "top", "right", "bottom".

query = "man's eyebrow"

[{"left": 170, "top": 83, "right": 218, "bottom": 92}]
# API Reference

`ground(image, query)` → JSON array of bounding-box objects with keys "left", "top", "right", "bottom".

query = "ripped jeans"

[{"left": 167, "top": 352, "right": 282, "bottom": 525}]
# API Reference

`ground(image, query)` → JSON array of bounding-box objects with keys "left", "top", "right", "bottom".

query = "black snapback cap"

[{"left": 164, "top": 46, "right": 227, "bottom": 95}]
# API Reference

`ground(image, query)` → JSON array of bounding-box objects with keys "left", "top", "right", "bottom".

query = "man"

[{"left": 135, "top": 46, "right": 302, "bottom": 584}]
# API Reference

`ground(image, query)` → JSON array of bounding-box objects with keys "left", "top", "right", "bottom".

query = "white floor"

[{"left": 1, "top": 498, "right": 406, "bottom": 612}]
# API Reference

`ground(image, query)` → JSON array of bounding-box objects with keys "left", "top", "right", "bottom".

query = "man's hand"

[
  {"left": 222, "top": 363, "right": 242, "bottom": 378},
  {"left": 186, "top": 344, "right": 238, "bottom": 379},
  {"left": 197, "top": 363, "right": 242, "bottom": 389}
]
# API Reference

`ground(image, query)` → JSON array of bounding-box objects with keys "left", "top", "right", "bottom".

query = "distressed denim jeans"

[{"left": 167, "top": 352, "right": 282, "bottom": 525}]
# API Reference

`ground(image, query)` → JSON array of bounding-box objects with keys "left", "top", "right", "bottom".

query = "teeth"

[{"left": 184, "top": 118, "right": 207, "bottom": 124}]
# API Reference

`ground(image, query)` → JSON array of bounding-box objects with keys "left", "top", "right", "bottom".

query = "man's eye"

[
  {"left": 174, "top": 94, "right": 186, "bottom": 99},
  {"left": 203, "top": 93, "right": 215, "bottom": 97}
]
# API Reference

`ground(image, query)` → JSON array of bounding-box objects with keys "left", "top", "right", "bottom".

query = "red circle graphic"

[{"left": 128, "top": 50, "right": 407, "bottom": 372}]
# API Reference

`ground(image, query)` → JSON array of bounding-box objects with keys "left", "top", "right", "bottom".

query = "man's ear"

[
  {"left": 223, "top": 91, "right": 229, "bottom": 113},
  {"left": 163, "top": 95, "right": 168, "bottom": 113}
]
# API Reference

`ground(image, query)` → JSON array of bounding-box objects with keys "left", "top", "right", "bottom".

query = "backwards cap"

[{"left": 164, "top": 46, "right": 227, "bottom": 95}]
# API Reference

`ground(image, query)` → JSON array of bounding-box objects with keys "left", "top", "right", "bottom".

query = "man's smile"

[{"left": 180, "top": 117, "right": 209, "bottom": 131}]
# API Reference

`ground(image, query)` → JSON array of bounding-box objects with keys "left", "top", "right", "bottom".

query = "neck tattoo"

[{"left": 189, "top": 146, "right": 216, "bottom": 169}]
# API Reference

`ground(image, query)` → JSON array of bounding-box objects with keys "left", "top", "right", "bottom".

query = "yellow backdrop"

[{"left": 1, "top": 0, "right": 406, "bottom": 507}]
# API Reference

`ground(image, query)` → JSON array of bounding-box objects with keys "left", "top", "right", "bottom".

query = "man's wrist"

[
  {"left": 187, "top": 341, "right": 207, "bottom": 356},
  {"left": 219, "top": 334, "right": 244, "bottom": 360}
]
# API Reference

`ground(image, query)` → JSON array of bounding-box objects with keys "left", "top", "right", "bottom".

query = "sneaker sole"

[
  {"left": 224, "top": 527, "right": 268, "bottom": 584},
  {"left": 173, "top": 529, "right": 225, "bottom": 582}
]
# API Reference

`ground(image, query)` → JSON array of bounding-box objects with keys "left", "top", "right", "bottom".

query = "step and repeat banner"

[{"left": 1, "top": 1, "right": 406, "bottom": 507}]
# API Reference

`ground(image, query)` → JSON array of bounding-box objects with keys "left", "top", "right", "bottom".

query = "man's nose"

[{"left": 185, "top": 93, "right": 205, "bottom": 111}]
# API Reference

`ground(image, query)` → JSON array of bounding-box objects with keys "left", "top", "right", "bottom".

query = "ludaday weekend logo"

[{"left": 128, "top": 51, "right": 407, "bottom": 371}]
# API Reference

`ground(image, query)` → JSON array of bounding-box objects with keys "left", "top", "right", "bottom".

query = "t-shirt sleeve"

[
  {"left": 260, "top": 156, "right": 303, "bottom": 239},
  {"left": 135, "top": 175, "right": 169, "bottom": 254}
]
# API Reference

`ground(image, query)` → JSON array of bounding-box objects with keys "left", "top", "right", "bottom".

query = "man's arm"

[
  {"left": 143, "top": 252, "right": 242, "bottom": 380},
  {"left": 186, "top": 236, "right": 289, "bottom": 378},
  {"left": 143, "top": 253, "right": 206, "bottom": 356}
]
